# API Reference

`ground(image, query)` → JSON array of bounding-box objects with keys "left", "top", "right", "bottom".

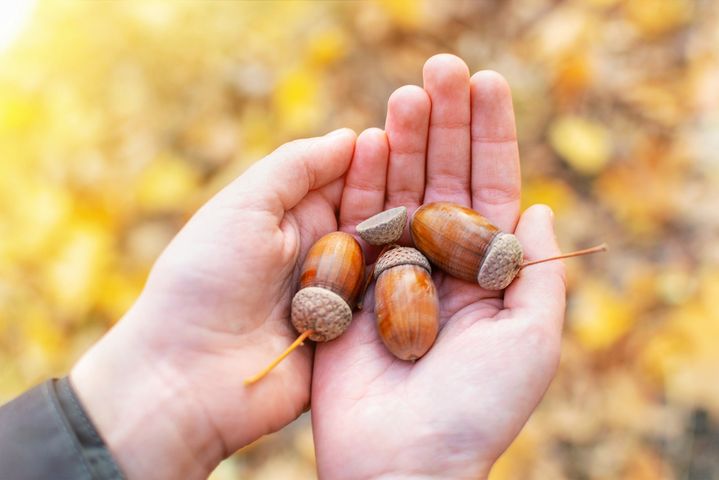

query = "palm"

[
  {"left": 312, "top": 55, "right": 566, "bottom": 478},
  {"left": 124, "top": 133, "right": 355, "bottom": 452}
]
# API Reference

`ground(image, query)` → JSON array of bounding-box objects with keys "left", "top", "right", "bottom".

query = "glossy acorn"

[
  {"left": 410, "top": 201, "right": 607, "bottom": 290},
  {"left": 410, "top": 202, "right": 523, "bottom": 290},
  {"left": 374, "top": 247, "right": 439, "bottom": 361},
  {"left": 291, "top": 231, "right": 366, "bottom": 342},
  {"left": 245, "top": 231, "right": 365, "bottom": 385}
]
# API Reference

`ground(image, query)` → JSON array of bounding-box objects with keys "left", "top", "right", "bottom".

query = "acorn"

[
  {"left": 291, "top": 231, "right": 365, "bottom": 341},
  {"left": 244, "top": 231, "right": 365, "bottom": 385},
  {"left": 374, "top": 247, "right": 439, "bottom": 361},
  {"left": 410, "top": 202, "right": 606, "bottom": 290}
]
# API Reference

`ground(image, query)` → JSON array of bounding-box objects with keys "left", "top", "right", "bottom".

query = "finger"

[
  {"left": 339, "top": 128, "right": 389, "bottom": 231},
  {"left": 231, "top": 128, "right": 357, "bottom": 220},
  {"left": 504, "top": 205, "right": 566, "bottom": 331},
  {"left": 384, "top": 85, "right": 430, "bottom": 213},
  {"left": 422, "top": 54, "right": 471, "bottom": 205},
  {"left": 470, "top": 70, "right": 521, "bottom": 233}
]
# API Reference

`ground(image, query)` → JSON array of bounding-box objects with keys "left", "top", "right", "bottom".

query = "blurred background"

[{"left": 0, "top": 0, "right": 717, "bottom": 478}]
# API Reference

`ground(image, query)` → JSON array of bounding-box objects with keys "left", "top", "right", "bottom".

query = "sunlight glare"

[{"left": 0, "top": 0, "right": 36, "bottom": 53}]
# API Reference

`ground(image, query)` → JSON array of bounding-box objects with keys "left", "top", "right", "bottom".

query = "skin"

[
  {"left": 70, "top": 55, "right": 565, "bottom": 479},
  {"left": 315, "top": 54, "right": 566, "bottom": 479}
]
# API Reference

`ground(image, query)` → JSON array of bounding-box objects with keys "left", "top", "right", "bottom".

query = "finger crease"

[
  {"left": 346, "top": 182, "right": 385, "bottom": 194},
  {"left": 386, "top": 189, "right": 422, "bottom": 204},
  {"left": 390, "top": 148, "right": 426, "bottom": 157},
  {"left": 471, "top": 135, "right": 517, "bottom": 144},
  {"left": 428, "top": 171, "right": 470, "bottom": 184},
  {"left": 430, "top": 121, "right": 470, "bottom": 130},
  {"left": 473, "top": 185, "right": 520, "bottom": 205}
]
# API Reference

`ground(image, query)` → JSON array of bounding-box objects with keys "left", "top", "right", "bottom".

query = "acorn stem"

[
  {"left": 521, "top": 243, "right": 608, "bottom": 268},
  {"left": 244, "top": 330, "right": 314, "bottom": 386},
  {"left": 357, "top": 244, "right": 395, "bottom": 310}
]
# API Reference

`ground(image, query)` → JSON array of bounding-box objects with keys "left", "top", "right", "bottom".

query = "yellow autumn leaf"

[
  {"left": 22, "top": 306, "right": 64, "bottom": 360},
  {"left": 569, "top": 278, "right": 635, "bottom": 350},
  {"left": 529, "top": 5, "right": 596, "bottom": 60},
  {"left": 553, "top": 54, "right": 593, "bottom": 103},
  {"left": 273, "top": 68, "right": 322, "bottom": 135},
  {"left": 0, "top": 358, "right": 26, "bottom": 403},
  {"left": 641, "top": 269, "right": 719, "bottom": 414},
  {"left": 9, "top": 184, "right": 73, "bottom": 259},
  {"left": 625, "top": 0, "right": 693, "bottom": 37},
  {"left": 549, "top": 115, "right": 612, "bottom": 175},
  {"left": 135, "top": 153, "right": 200, "bottom": 212},
  {"left": 593, "top": 137, "right": 682, "bottom": 238},
  {"left": 307, "top": 28, "right": 348, "bottom": 67},
  {"left": 43, "top": 221, "right": 113, "bottom": 315},
  {"left": 579, "top": 0, "right": 621, "bottom": 9},
  {"left": 96, "top": 272, "right": 144, "bottom": 320},
  {"left": 521, "top": 177, "right": 576, "bottom": 215},
  {"left": 376, "top": 0, "right": 423, "bottom": 28},
  {"left": 0, "top": 179, "right": 73, "bottom": 263}
]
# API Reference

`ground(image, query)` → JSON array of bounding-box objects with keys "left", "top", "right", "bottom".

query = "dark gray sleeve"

[{"left": 0, "top": 378, "right": 125, "bottom": 480}]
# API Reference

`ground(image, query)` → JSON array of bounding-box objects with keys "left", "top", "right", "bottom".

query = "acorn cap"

[
  {"left": 374, "top": 247, "right": 431, "bottom": 279},
  {"left": 356, "top": 206, "right": 407, "bottom": 245},
  {"left": 291, "top": 287, "right": 353, "bottom": 342},
  {"left": 477, "top": 233, "right": 523, "bottom": 290}
]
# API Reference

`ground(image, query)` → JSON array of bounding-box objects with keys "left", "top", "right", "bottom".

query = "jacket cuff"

[{"left": 0, "top": 378, "right": 124, "bottom": 480}]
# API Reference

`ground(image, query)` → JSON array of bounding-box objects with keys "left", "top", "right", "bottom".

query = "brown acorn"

[
  {"left": 410, "top": 202, "right": 606, "bottom": 290},
  {"left": 411, "top": 202, "right": 522, "bottom": 290},
  {"left": 374, "top": 247, "right": 439, "bottom": 361},
  {"left": 245, "top": 231, "right": 365, "bottom": 385},
  {"left": 291, "top": 231, "right": 365, "bottom": 342}
]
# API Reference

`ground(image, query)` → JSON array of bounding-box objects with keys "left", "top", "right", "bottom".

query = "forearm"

[{"left": 70, "top": 312, "right": 223, "bottom": 480}]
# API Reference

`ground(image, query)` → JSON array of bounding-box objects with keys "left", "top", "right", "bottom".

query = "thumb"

[
  {"left": 504, "top": 204, "right": 567, "bottom": 330},
  {"left": 225, "top": 128, "right": 356, "bottom": 218}
]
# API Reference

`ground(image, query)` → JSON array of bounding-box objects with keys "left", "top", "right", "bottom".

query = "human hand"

[
  {"left": 70, "top": 129, "right": 357, "bottom": 479},
  {"left": 312, "top": 55, "right": 566, "bottom": 479}
]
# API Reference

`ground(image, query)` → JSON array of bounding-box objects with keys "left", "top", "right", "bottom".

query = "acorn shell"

[
  {"left": 356, "top": 206, "right": 407, "bottom": 245},
  {"left": 410, "top": 202, "right": 524, "bottom": 290},
  {"left": 299, "top": 231, "right": 365, "bottom": 308},
  {"left": 375, "top": 263, "right": 439, "bottom": 361},
  {"left": 291, "top": 231, "right": 366, "bottom": 342}
]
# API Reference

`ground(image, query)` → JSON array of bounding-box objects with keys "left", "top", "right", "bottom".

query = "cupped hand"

[
  {"left": 312, "top": 55, "right": 567, "bottom": 479},
  {"left": 71, "top": 129, "right": 357, "bottom": 479}
]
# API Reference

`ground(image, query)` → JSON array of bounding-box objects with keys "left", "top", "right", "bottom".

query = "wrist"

[
  {"left": 374, "top": 474, "right": 488, "bottom": 480},
  {"left": 338, "top": 464, "right": 490, "bottom": 480},
  {"left": 358, "top": 464, "right": 490, "bottom": 480},
  {"left": 70, "top": 310, "right": 224, "bottom": 480},
  {"left": 315, "top": 425, "right": 493, "bottom": 480},
  {"left": 317, "top": 445, "right": 492, "bottom": 480}
]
